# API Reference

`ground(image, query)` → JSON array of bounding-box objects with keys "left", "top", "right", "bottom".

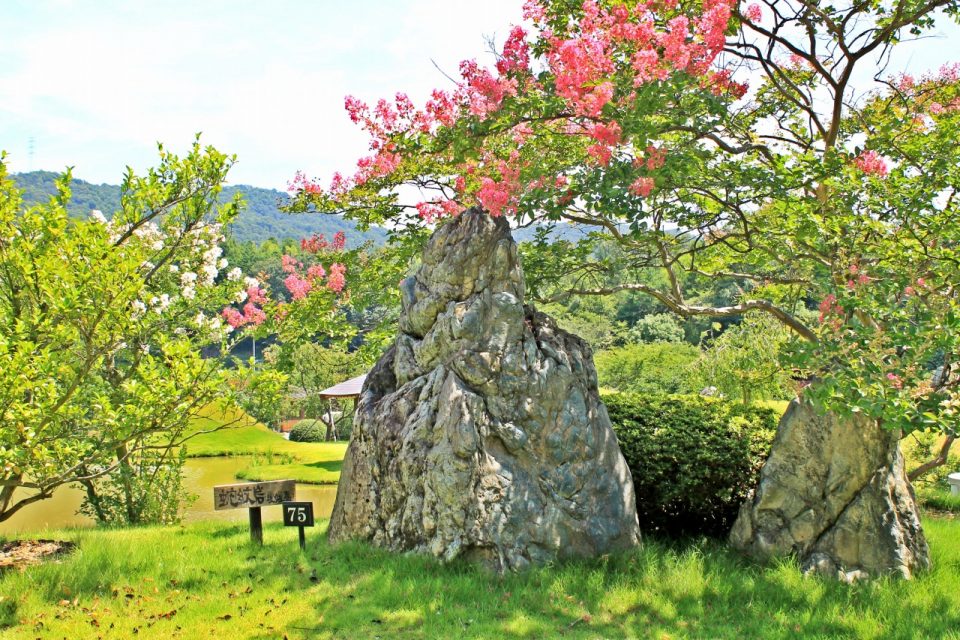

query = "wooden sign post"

[
  {"left": 281, "top": 501, "right": 315, "bottom": 551},
  {"left": 213, "top": 479, "right": 296, "bottom": 544}
]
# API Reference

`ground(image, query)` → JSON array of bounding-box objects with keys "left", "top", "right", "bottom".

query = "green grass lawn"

[
  {"left": 1, "top": 516, "right": 958, "bottom": 639},
  {"left": 234, "top": 453, "right": 345, "bottom": 484},
  {"left": 917, "top": 486, "right": 960, "bottom": 514},
  {"left": 755, "top": 399, "right": 790, "bottom": 415},
  {"left": 185, "top": 405, "right": 347, "bottom": 484}
]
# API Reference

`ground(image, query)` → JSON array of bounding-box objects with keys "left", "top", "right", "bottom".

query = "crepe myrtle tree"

[
  {"left": 287, "top": 0, "right": 960, "bottom": 463},
  {"left": 220, "top": 230, "right": 354, "bottom": 430},
  {"left": 0, "top": 141, "right": 272, "bottom": 525},
  {"left": 221, "top": 223, "right": 414, "bottom": 438}
]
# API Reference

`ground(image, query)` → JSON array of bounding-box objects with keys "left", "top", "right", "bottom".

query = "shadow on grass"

[
  {"left": 304, "top": 460, "right": 343, "bottom": 474},
  {"left": 3, "top": 518, "right": 960, "bottom": 639}
]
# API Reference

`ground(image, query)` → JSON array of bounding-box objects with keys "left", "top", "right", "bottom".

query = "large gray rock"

[
  {"left": 730, "top": 399, "right": 929, "bottom": 580},
  {"left": 328, "top": 208, "right": 640, "bottom": 571}
]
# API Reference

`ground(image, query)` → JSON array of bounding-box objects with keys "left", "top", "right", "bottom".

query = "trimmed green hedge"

[
  {"left": 289, "top": 419, "right": 328, "bottom": 443},
  {"left": 604, "top": 392, "right": 779, "bottom": 538}
]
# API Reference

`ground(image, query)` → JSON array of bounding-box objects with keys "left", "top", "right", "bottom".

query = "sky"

[
  {"left": 0, "top": 0, "right": 520, "bottom": 189},
  {"left": 1, "top": 1, "right": 958, "bottom": 191}
]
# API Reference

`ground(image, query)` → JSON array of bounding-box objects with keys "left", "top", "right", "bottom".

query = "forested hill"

[{"left": 12, "top": 170, "right": 388, "bottom": 246}]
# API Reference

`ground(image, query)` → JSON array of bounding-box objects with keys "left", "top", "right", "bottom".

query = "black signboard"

[
  {"left": 282, "top": 501, "right": 314, "bottom": 551},
  {"left": 282, "top": 501, "right": 315, "bottom": 527}
]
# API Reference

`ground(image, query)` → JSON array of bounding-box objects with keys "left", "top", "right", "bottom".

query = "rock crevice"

[{"left": 328, "top": 208, "right": 640, "bottom": 571}]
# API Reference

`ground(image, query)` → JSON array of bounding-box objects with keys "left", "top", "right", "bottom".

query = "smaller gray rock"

[{"left": 730, "top": 399, "right": 929, "bottom": 579}]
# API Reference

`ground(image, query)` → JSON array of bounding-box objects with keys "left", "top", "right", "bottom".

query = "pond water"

[{"left": 0, "top": 457, "right": 339, "bottom": 535}]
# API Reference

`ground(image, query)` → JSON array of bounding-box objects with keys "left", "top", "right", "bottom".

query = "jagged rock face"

[
  {"left": 730, "top": 399, "right": 930, "bottom": 581},
  {"left": 328, "top": 208, "right": 640, "bottom": 571}
]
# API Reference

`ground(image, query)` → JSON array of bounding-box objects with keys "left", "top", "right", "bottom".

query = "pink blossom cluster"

[
  {"left": 281, "top": 254, "right": 302, "bottom": 274},
  {"left": 846, "top": 274, "right": 871, "bottom": 289},
  {"left": 288, "top": 170, "right": 323, "bottom": 196},
  {"left": 241, "top": 303, "right": 266, "bottom": 326},
  {"left": 280, "top": 248, "right": 348, "bottom": 299},
  {"left": 624, "top": 146, "right": 664, "bottom": 197},
  {"left": 459, "top": 59, "right": 520, "bottom": 118},
  {"left": 904, "top": 277, "right": 927, "bottom": 297},
  {"left": 340, "top": 93, "right": 430, "bottom": 190},
  {"left": 629, "top": 176, "right": 655, "bottom": 197},
  {"left": 289, "top": 0, "right": 736, "bottom": 218},
  {"left": 331, "top": 45, "right": 530, "bottom": 195},
  {"left": 817, "top": 294, "right": 842, "bottom": 324},
  {"left": 476, "top": 152, "right": 523, "bottom": 217},
  {"left": 221, "top": 240, "right": 351, "bottom": 328},
  {"left": 895, "top": 63, "right": 960, "bottom": 93},
  {"left": 497, "top": 26, "right": 531, "bottom": 76},
  {"left": 415, "top": 200, "right": 461, "bottom": 223},
  {"left": 327, "top": 263, "right": 347, "bottom": 293},
  {"left": 531, "top": 0, "right": 733, "bottom": 175},
  {"left": 301, "top": 234, "right": 328, "bottom": 253},
  {"left": 284, "top": 274, "right": 312, "bottom": 300},
  {"left": 307, "top": 264, "right": 326, "bottom": 281},
  {"left": 533, "top": 0, "right": 732, "bottom": 91},
  {"left": 702, "top": 69, "right": 749, "bottom": 99},
  {"left": 300, "top": 230, "right": 346, "bottom": 254},
  {"left": 585, "top": 121, "right": 622, "bottom": 165},
  {"left": 890, "top": 63, "right": 960, "bottom": 117},
  {"left": 845, "top": 263, "right": 871, "bottom": 290},
  {"left": 644, "top": 145, "right": 667, "bottom": 171},
  {"left": 854, "top": 150, "right": 889, "bottom": 177},
  {"left": 247, "top": 286, "right": 267, "bottom": 305},
  {"left": 222, "top": 303, "right": 266, "bottom": 328}
]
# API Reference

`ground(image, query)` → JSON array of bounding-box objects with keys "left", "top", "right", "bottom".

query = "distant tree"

[
  {"left": 234, "top": 364, "right": 289, "bottom": 431},
  {"left": 277, "top": 343, "right": 364, "bottom": 440},
  {"left": 595, "top": 342, "right": 700, "bottom": 395},
  {"left": 628, "top": 313, "right": 684, "bottom": 344},
  {"left": 695, "top": 313, "right": 794, "bottom": 405},
  {"left": 541, "top": 296, "right": 627, "bottom": 349}
]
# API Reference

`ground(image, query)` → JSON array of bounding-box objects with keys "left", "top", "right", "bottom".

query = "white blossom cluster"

[
  {"left": 192, "top": 310, "right": 230, "bottom": 340},
  {"left": 91, "top": 212, "right": 248, "bottom": 342}
]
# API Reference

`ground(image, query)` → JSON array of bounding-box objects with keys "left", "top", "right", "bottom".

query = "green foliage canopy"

[{"left": 289, "top": 0, "right": 960, "bottom": 434}]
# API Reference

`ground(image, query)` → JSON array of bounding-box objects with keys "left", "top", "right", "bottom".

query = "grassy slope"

[
  {"left": 755, "top": 399, "right": 790, "bottom": 415},
  {"left": 185, "top": 406, "right": 347, "bottom": 484},
  {"left": 1, "top": 517, "right": 958, "bottom": 639}
]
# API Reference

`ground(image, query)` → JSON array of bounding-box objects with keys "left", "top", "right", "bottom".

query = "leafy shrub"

[
  {"left": 604, "top": 392, "right": 779, "bottom": 538},
  {"left": 916, "top": 488, "right": 960, "bottom": 514},
  {"left": 628, "top": 312, "right": 685, "bottom": 344},
  {"left": 289, "top": 419, "right": 328, "bottom": 443},
  {"left": 902, "top": 431, "right": 960, "bottom": 513},
  {"left": 595, "top": 342, "right": 699, "bottom": 395},
  {"left": 693, "top": 312, "right": 794, "bottom": 405},
  {"left": 902, "top": 431, "right": 960, "bottom": 489}
]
